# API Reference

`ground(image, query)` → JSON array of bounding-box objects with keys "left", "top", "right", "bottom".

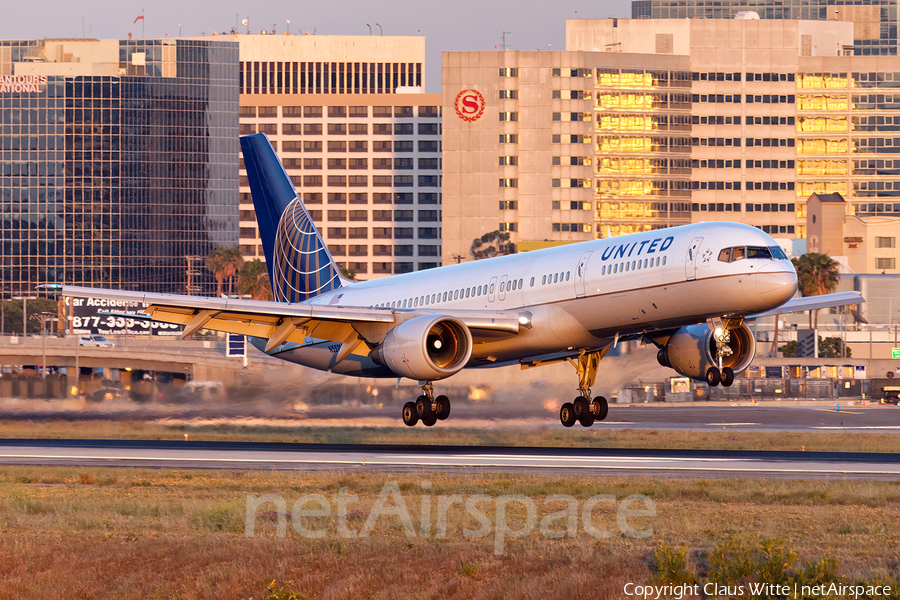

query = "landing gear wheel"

[
  {"left": 402, "top": 402, "right": 419, "bottom": 427},
  {"left": 573, "top": 396, "right": 593, "bottom": 427},
  {"left": 705, "top": 366, "right": 721, "bottom": 387},
  {"left": 573, "top": 396, "right": 590, "bottom": 418},
  {"left": 578, "top": 409, "right": 595, "bottom": 427},
  {"left": 422, "top": 413, "right": 437, "bottom": 427},
  {"left": 721, "top": 367, "right": 735, "bottom": 387},
  {"left": 560, "top": 403, "right": 576, "bottom": 428},
  {"left": 435, "top": 395, "right": 451, "bottom": 420},
  {"left": 592, "top": 396, "right": 609, "bottom": 421},
  {"left": 415, "top": 395, "right": 433, "bottom": 418}
]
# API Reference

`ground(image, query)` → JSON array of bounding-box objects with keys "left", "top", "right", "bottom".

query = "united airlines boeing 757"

[{"left": 42, "top": 133, "right": 864, "bottom": 428}]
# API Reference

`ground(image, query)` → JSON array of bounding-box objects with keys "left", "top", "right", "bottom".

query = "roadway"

[{"left": 0, "top": 439, "right": 899, "bottom": 479}]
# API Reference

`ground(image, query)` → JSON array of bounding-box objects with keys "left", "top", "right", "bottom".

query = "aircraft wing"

[
  {"left": 746, "top": 291, "right": 864, "bottom": 320},
  {"left": 38, "top": 284, "right": 522, "bottom": 353}
]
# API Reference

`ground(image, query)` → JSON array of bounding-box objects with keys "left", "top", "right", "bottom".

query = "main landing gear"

[
  {"left": 401, "top": 382, "right": 451, "bottom": 427},
  {"left": 706, "top": 317, "right": 739, "bottom": 388},
  {"left": 559, "top": 351, "right": 610, "bottom": 428}
]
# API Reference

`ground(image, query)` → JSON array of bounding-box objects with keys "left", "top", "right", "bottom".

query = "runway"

[
  {"left": 0, "top": 403, "right": 898, "bottom": 432},
  {"left": 1, "top": 439, "right": 899, "bottom": 479}
]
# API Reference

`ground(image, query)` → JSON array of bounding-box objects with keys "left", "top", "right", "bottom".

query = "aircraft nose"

[{"left": 756, "top": 266, "right": 798, "bottom": 306}]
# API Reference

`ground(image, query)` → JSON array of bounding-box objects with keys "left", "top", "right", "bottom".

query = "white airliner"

[{"left": 42, "top": 133, "right": 863, "bottom": 428}]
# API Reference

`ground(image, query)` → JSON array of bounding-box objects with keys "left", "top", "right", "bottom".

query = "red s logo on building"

[{"left": 455, "top": 89, "right": 485, "bottom": 122}]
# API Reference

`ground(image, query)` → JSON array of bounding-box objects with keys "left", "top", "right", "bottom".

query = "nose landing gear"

[{"left": 559, "top": 350, "right": 610, "bottom": 428}]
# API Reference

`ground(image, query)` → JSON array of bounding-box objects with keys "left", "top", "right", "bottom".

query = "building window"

[
  {"left": 876, "top": 258, "right": 896, "bottom": 270},
  {"left": 349, "top": 228, "right": 368, "bottom": 239},
  {"left": 327, "top": 227, "right": 346, "bottom": 239},
  {"left": 876, "top": 236, "right": 896, "bottom": 248},
  {"left": 499, "top": 178, "right": 518, "bottom": 188},
  {"left": 499, "top": 222, "right": 517, "bottom": 232},
  {"left": 303, "top": 123, "right": 322, "bottom": 135},
  {"left": 499, "top": 68, "right": 517, "bottom": 77},
  {"left": 499, "top": 90, "right": 518, "bottom": 99},
  {"left": 374, "top": 141, "right": 392, "bottom": 152},
  {"left": 499, "top": 156, "right": 517, "bottom": 166},
  {"left": 373, "top": 227, "right": 392, "bottom": 239},
  {"left": 328, "top": 106, "right": 347, "bottom": 118},
  {"left": 349, "top": 175, "right": 368, "bottom": 187},
  {"left": 499, "top": 134, "right": 518, "bottom": 144},
  {"left": 327, "top": 193, "right": 347, "bottom": 204},
  {"left": 499, "top": 112, "right": 518, "bottom": 122}
]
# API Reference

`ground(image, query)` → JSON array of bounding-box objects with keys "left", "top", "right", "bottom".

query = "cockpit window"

[
  {"left": 769, "top": 245, "right": 788, "bottom": 260},
  {"left": 718, "top": 245, "right": 781, "bottom": 262},
  {"left": 746, "top": 246, "right": 772, "bottom": 259}
]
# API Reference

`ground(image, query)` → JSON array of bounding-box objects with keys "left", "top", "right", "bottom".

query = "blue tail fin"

[{"left": 240, "top": 133, "right": 343, "bottom": 303}]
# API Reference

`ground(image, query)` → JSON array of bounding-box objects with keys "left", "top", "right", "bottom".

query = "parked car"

[
  {"left": 78, "top": 335, "right": 114, "bottom": 347},
  {"left": 882, "top": 386, "right": 900, "bottom": 405}
]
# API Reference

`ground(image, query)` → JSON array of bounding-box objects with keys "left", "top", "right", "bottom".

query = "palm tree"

[
  {"left": 206, "top": 247, "right": 245, "bottom": 298},
  {"left": 792, "top": 252, "right": 840, "bottom": 328},
  {"left": 238, "top": 259, "right": 274, "bottom": 301},
  {"left": 220, "top": 247, "right": 245, "bottom": 296}
]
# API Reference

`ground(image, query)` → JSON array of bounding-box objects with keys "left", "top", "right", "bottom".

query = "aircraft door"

[
  {"left": 488, "top": 276, "right": 497, "bottom": 303},
  {"left": 498, "top": 275, "right": 508, "bottom": 301},
  {"left": 685, "top": 237, "right": 704, "bottom": 281},
  {"left": 575, "top": 251, "right": 592, "bottom": 298}
]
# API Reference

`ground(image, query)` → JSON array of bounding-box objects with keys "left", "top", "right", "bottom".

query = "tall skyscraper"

[{"left": 0, "top": 38, "right": 239, "bottom": 297}]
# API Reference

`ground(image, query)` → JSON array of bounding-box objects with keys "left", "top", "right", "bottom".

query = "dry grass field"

[
  {"left": 0, "top": 466, "right": 898, "bottom": 599},
  {"left": 0, "top": 418, "right": 899, "bottom": 453}
]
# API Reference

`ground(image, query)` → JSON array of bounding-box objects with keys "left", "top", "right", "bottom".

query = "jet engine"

[
  {"left": 375, "top": 315, "right": 473, "bottom": 381},
  {"left": 657, "top": 323, "right": 755, "bottom": 381}
]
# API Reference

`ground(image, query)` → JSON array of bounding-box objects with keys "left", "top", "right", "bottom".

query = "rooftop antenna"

[
  {"left": 500, "top": 31, "right": 512, "bottom": 50},
  {"left": 286, "top": 18, "right": 290, "bottom": 34},
  {"left": 178, "top": 23, "right": 182, "bottom": 37},
  {"left": 242, "top": 18, "right": 249, "bottom": 34},
  {"left": 376, "top": 23, "right": 383, "bottom": 35},
  {"left": 367, "top": 23, "right": 372, "bottom": 35}
]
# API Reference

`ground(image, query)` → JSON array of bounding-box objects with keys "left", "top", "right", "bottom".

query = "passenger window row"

[
  {"left": 537, "top": 271, "right": 571, "bottom": 286},
  {"left": 376, "top": 282, "right": 498, "bottom": 309},
  {"left": 601, "top": 256, "right": 666, "bottom": 275},
  {"left": 717, "top": 245, "right": 788, "bottom": 263}
]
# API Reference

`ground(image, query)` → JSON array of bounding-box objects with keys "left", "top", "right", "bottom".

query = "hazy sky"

[{"left": 3, "top": 0, "right": 633, "bottom": 92}]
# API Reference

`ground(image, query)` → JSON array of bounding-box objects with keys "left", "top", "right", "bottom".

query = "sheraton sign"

[{"left": 0, "top": 75, "right": 48, "bottom": 93}]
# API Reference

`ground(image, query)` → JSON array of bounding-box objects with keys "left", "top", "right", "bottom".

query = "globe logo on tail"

[{"left": 271, "top": 198, "right": 342, "bottom": 303}]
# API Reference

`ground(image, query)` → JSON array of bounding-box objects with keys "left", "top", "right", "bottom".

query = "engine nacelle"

[
  {"left": 376, "top": 315, "right": 473, "bottom": 381},
  {"left": 657, "top": 323, "right": 756, "bottom": 381}
]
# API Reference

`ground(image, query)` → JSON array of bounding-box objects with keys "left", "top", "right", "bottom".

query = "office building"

[
  {"left": 441, "top": 18, "right": 900, "bottom": 274},
  {"left": 0, "top": 38, "right": 239, "bottom": 298},
  {"left": 807, "top": 192, "right": 900, "bottom": 274},
  {"left": 232, "top": 35, "right": 442, "bottom": 277},
  {"left": 632, "top": 0, "right": 898, "bottom": 56}
]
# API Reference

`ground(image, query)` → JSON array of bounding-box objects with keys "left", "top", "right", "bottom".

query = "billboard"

[{"left": 64, "top": 297, "right": 182, "bottom": 336}]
